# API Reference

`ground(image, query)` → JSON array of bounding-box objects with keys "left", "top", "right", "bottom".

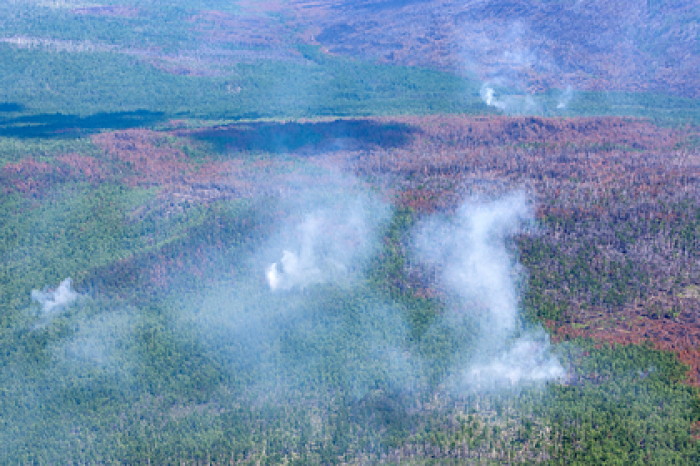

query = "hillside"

[
  {"left": 1, "top": 1, "right": 700, "bottom": 464},
  {"left": 2, "top": 0, "right": 700, "bottom": 108},
  {"left": 2, "top": 114, "right": 700, "bottom": 463},
  {"left": 292, "top": 0, "right": 700, "bottom": 98}
]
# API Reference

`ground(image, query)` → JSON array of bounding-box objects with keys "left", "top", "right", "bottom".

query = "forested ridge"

[
  {"left": 1, "top": 0, "right": 700, "bottom": 464},
  {"left": 2, "top": 114, "right": 700, "bottom": 464}
]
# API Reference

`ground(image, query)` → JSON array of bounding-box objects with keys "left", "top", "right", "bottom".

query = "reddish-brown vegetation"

[
  {"left": 551, "top": 304, "right": 700, "bottom": 387},
  {"left": 92, "top": 129, "right": 193, "bottom": 187},
  {"left": 340, "top": 116, "right": 688, "bottom": 213},
  {"left": 386, "top": 115, "right": 679, "bottom": 149},
  {"left": 319, "top": 114, "right": 700, "bottom": 388},
  {"left": 11, "top": 114, "right": 695, "bottom": 391},
  {"left": 287, "top": 0, "right": 700, "bottom": 98},
  {"left": 275, "top": 116, "right": 700, "bottom": 384},
  {"left": 91, "top": 128, "right": 340, "bottom": 217},
  {"left": 357, "top": 117, "right": 686, "bottom": 217},
  {"left": 1, "top": 154, "right": 108, "bottom": 195},
  {"left": 1, "top": 158, "right": 58, "bottom": 195},
  {"left": 56, "top": 153, "right": 107, "bottom": 181},
  {"left": 65, "top": 0, "right": 697, "bottom": 97},
  {"left": 188, "top": 10, "right": 290, "bottom": 47},
  {"left": 91, "top": 129, "right": 259, "bottom": 189}
]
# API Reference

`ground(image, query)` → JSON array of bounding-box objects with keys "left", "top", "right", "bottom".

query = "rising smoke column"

[
  {"left": 557, "top": 85, "right": 574, "bottom": 109},
  {"left": 480, "top": 83, "right": 506, "bottom": 111},
  {"left": 471, "top": 21, "right": 575, "bottom": 115},
  {"left": 480, "top": 82, "right": 543, "bottom": 115},
  {"left": 265, "top": 194, "right": 387, "bottom": 291},
  {"left": 31, "top": 278, "right": 79, "bottom": 315},
  {"left": 178, "top": 183, "right": 413, "bottom": 399},
  {"left": 413, "top": 194, "right": 564, "bottom": 387}
]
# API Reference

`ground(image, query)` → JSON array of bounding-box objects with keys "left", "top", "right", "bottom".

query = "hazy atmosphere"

[{"left": 1, "top": 0, "right": 700, "bottom": 464}]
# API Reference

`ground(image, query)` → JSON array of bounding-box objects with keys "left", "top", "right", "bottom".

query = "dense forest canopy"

[{"left": 1, "top": 0, "right": 700, "bottom": 464}]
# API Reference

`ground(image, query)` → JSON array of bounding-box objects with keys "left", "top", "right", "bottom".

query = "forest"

[
  {"left": 2, "top": 0, "right": 700, "bottom": 465},
  {"left": 3, "top": 114, "right": 700, "bottom": 464}
]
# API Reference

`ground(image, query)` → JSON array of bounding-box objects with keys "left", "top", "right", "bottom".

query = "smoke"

[
  {"left": 467, "top": 331, "right": 564, "bottom": 388},
  {"left": 4, "top": 177, "right": 568, "bottom": 462},
  {"left": 557, "top": 85, "right": 574, "bottom": 109},
  {"left": 470, "top": 21, "right": 575, "bottom": 115},
  {"left": 26, "top": 277, "right": 136, "bottom": 374},
  {"left": 414, "top": 195, "right": 530, "bottom": 336},
  {"left": 175, "top": 176, "right": 405, "bottom": 397},
  {"left": 265, "top": 192, "right": 388, "bottom": 291},
  {"left": 3, "top": 303, "right": 139, "bottom": 462},
  {"left": 413, "top": 194, "right": 564, "bottom": 387},
  {"left": 31, "top": 277, "right": 79, "bottom": 315},
  {"left": 479, "top": 82, "right": 576, "bottom": 116},
  {"left": 175, "top": 178, "right": 563, "bottom": 410},
  {"left": 480, "top": 82, "right": 542, "bottom": 115},
  {"left": 480, "top": 83, "right": 506, "bottom": 110},
  {"left": 256, "top": 189, "right": 565, "bottom": 392},
  {"left": 51, "top": 309, "right": 137, "bottom": 376}
]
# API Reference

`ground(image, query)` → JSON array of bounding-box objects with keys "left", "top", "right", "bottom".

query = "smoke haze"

[
  {"left": 6, "top": 171, "right": 567, "bottom": 463},
  {"left": 557, "top": 85, "right": 574, "bottom": 109},
  {"left": 175, "top": 181, "right": 564, "bottom": 403},
  {"left": 31, "top": 277, "right": 79, "bottom": 315},
  {"left": 467, "top": 330, "right": 563, "bottom": 386},
  {"left": 413, "top": 194, "right": 564, "bottom": 387},
  {"left": 265, "top": 194, "right": 385, "bottom": 291},
  {"left": 472, "top": 22, "right": 576, "bottom": 115}
]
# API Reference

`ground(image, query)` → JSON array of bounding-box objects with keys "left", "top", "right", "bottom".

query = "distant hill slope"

[
  {"left": 1, "top": 1, "right": 699, "bottom": 123},
  {"left": 291, "top": 0, "right": 700, "bottom": 98}
]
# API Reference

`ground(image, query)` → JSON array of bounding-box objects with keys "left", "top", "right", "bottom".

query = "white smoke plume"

[
  {"left": 266, "top": 250, "right": 322, "bottom": 291},
  {"left": 467, "top": 331, "right": 564, "bottom": 387},
  {"left": 31, "top": 278, "right": 79, "bottom": 315},
  {"left": 480, "top": 83, "right": 506, "bottom": 110},
  {"left": 414, "top": 194, "right": 530, "bottom": 337},
  {"left": 480, "top": 82, "right": 542, "bottom": 115},
  {"left": 472, "top": 22, "right": 574, "bottom": 115},
  {"left": 557, "top": 85, "right": 574, "bottom": 109},
  {"left": 414, "top": 194, "right": 564, "bottom": 387},
  {"left": 266, "top": 194, "right": 386, "bottom": 291}
]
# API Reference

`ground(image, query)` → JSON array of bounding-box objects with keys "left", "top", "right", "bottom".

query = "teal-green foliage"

[
  {"left": 521, "top": 201, "right": 700, "bottom": 323},
  {"left": 1, "top": 3, "right": 699, "bottom": 463},
  {"left": 0, "top": 41, "right": 483, "bottom": 124},
  {"left": 0, "top": 182, "right": 208, "bottom": 325},
  {"left": 1, "top": 193, "right": 699, "bottom": 463},
  {"left": 0, "top": 44, "right": 206, "bottom": 117},
  {"left": 0, "top": 197, "right": 419, "bottom": 463},
  {"left": 545, "top": 341, "right": 699, "bottom": 464},
  {"left": 0, "top": 2, "right": 215, "bottom": 50},
  {"left": 564, "top": 90, "right": 700, "bottom": 126},
  {"left": 1, "top": 2, "right": 699, "bottom": 128},
  {"left": 0, "top": 136, "right": 98, "bottom": 165},
  {"left": 521, "top": 236, "right": 647, "bottom": 320},
  {"left": 2, "top": 38, "right": 697, "bottom": 133},
  {"left": 404, "top": 340, "right": 699, "bottom": 464},
  {"left": 367, "top": 207, "right": 437, "bottom": 333}
]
